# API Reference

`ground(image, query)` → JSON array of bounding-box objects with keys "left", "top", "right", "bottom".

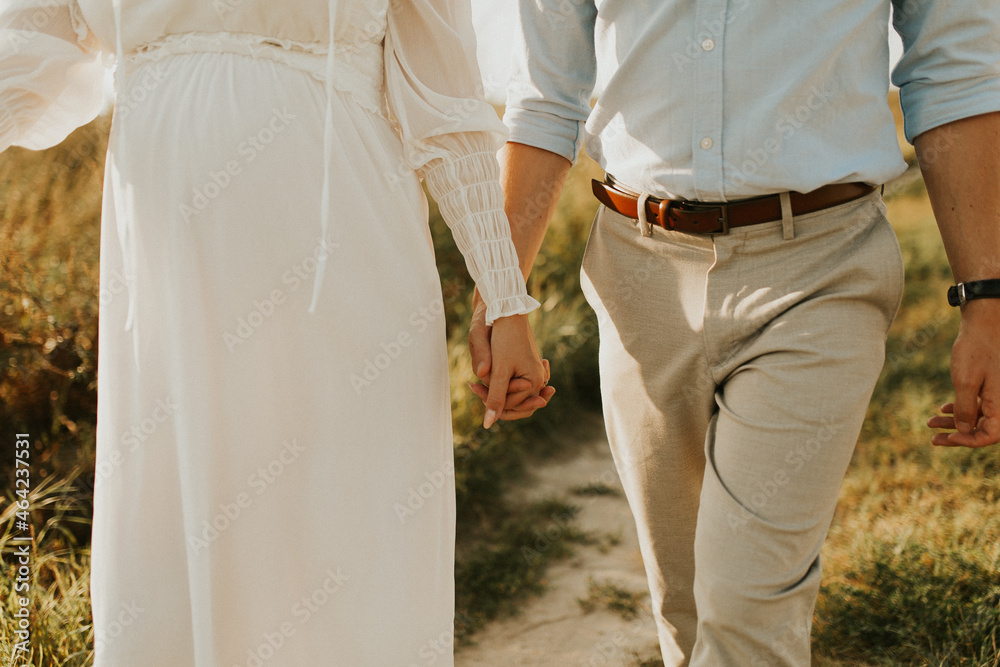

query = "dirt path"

[{"left": 455, "top": 422, "right": 664, "bottom": 666}]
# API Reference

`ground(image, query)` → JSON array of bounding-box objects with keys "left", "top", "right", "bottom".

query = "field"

[{"left": 1, "top": 95, "right": 998, "bottom": 665}]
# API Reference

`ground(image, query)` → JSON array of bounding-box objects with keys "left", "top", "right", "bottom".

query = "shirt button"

[
  {"left": 701, "top": 38, "right": 715, "bottom": 51},
  {"left": 700, "top": 137, "right": 714, "bottom": 150}
]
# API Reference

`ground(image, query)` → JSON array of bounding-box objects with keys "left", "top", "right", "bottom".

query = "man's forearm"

[
  {"left": 915, "top": 111, "right": 1000, "bottom": 286},
  {"left": 498, "top": 142, "right": 572, "bottom": 282},
  {"left": 915, "top": 110, "right": 1000, "bottom": 446}
]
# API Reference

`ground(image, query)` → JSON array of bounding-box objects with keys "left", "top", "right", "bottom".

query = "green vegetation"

[
  {"left": 813, "top": 186, "right": 1000, "bottom": 666},
  {"left": 578, "top": 577, "right": 648, "bottom": 620},
  {"left": 2, "top": 97, "right": 999, "bottom": 665},
  {"left": 571, "top": 482, "right": 621, "bottom": 497},
  {"left": 454, "top": 498, "right": 590, "bottom": 640}
]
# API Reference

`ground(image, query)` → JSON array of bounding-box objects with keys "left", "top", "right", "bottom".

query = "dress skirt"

[{"left": 90, "top": 44, "right": 457, "bottom": 666}]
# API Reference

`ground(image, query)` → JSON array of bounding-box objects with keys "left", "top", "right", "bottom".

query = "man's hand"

[
  {"left": 927, "top": 299, "right": 1000, "bottom": 447},
  {"left": 915, "top": 111, "right": 1000, "bottom": 447},
  {"left": 469, "top": 289, "right": 554, "bottom": 427}
]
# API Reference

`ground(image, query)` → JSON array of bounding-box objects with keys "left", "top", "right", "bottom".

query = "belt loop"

[
  {"left": 780, "top": 191, "right": 794, "bottom": 240},
  {"left": 636, "top": 192, "right": 653, "bottom": 238}
]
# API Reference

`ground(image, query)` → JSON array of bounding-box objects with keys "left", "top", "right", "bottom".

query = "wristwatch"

[{"left": 947, "top": 279, "right": 1000, "bottom": 307}]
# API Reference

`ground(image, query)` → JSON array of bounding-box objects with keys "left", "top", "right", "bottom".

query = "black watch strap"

[{"left": 947, "top": 279, "right": 1000, "bottom": 306}]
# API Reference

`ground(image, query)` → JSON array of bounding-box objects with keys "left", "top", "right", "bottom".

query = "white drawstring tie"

[
  {"left": 308, "top": 0, "right": 338, "bottom": 313},
  {"left": 111, "top": 0, "right": 140, "bottom": 370}
]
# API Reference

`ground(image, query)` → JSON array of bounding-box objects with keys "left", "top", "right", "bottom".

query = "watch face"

[{"left": 947, "top": 285, "right": 962, "bottom": 307}]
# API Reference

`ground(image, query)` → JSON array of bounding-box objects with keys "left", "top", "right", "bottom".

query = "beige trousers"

[{"left": 579, "top": 189, "right": 904, "bottom": 666}]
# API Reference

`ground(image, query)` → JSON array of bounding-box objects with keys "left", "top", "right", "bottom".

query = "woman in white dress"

[{"left": 0, "top": 0, "right": 550, "bottom": 664}]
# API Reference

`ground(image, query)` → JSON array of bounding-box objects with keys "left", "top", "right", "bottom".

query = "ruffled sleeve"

[
  {"left": 0, "top": 0, "right": 105, "bottom": 153},
  {"left": 383, "top": 0, "right": 540, "bottom": 326}
]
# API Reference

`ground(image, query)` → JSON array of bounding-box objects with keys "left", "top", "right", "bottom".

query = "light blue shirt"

[{"left": 504, "top": 0, "right": 1000, "bottom": 201}]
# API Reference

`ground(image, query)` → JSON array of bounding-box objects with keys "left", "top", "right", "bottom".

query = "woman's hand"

[{"left": 468, "top": 295, "right": 554, "bottom": 428}]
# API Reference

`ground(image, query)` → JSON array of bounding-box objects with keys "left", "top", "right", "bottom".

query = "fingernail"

[
  {"left": 484, "top": 409, "right": 497, "bottom": 429},
  {"left": 476, "top": 362, "right": 487, "bottom": 377},
  {"left": 957, "top": 420, "right": 973, "bottom": 434}
]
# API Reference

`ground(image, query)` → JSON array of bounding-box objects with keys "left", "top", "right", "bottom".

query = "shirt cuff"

[
  {"left": 503, "top": 107, "right": 583, "bottom": 164},
  {"left": 899, "top": 74, "right": 1000, "bottom": 143}
]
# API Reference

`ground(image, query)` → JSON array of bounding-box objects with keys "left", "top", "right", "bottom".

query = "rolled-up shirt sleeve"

[
  {"left": 503, "top": 0, "right": 598, "bottom": 163},
  {"left": 891, "top": 0, "right": 1000, "bottom": 143}
]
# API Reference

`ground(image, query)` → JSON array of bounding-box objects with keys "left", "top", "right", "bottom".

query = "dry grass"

[{"left": 2, "top": 94, "right": 998, "bottom": 665}]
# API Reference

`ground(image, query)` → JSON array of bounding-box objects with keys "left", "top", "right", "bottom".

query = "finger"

[
  {"left": 506, "top": 377, "right": 534, "bottom": 394},
  {"left": 469, "top": 315, "right": 492, "bottom": 381},
  {"left": 467, "top": 381, "right": 489, "bottom": 404},
  {"left": 498, "top": 408, "right": 540, "bottom": 421},
  {"left": 468, "top": 379, "right": 546, "bottom": 410},
  {"left": 951, "top": 362, "right": 984, "bottom": 434},
  {"left": 927, "top": 415, "right": 956, "bottom": 430},
  {"left": 942, "top": 420, "right": 998, "bottom": 448},
  {"left": 503, "top": 384, "right": 536, "bottom": 409},
  {"left": 506, "top": 386, "right": 556, "bottom": 411},
  {"left": 483, "top": 369, "right": 511, "bottom": 429},
  {"left": 943, "top": 391, "right": 999, "bottom": 447},
  {"left": 504, "top": 394, "right": 549, "bottom": 413},
  {"left": 500, "top": 387, "right": 556, "bottom": 420}
]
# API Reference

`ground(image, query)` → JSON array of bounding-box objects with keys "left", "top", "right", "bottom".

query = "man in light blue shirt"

[{"left": 467, "top": 1, "right": 1000, "bottom": 664}]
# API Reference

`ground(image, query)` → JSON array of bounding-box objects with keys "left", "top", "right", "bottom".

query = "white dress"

[{"left": 0, "top": 1, "right": 539, "bottom": 664}]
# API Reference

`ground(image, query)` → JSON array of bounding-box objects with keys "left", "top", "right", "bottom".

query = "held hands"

[
  {"left": 468, "top": 289, "right": 555, "bottom": 428},
  {"left": 927, "top": 300, "right": 1000, "bottom": 447}
]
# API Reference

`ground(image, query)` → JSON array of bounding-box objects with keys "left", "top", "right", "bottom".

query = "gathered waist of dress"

[{"left": 123, "top": 31, "right": 388, "bottom": 118}]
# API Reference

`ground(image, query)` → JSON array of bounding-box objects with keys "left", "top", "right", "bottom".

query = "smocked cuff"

[{"left": 422, "top": 149, "right": 540, "bottom": 325}]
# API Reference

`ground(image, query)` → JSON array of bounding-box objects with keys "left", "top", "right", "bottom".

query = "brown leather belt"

[{"left": 592, "top": 176, "right": 880, "bottom": 235}]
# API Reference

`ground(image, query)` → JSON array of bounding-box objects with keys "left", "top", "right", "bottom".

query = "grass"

[
  {"left": 571, "top": 482, "right": 621, "bottom": 497},
  {"left": 812, "top": 181, "right": 1000, "bottom": 666},
  {"left": 578, "top": 577, "right": 648, "bottom": 620},
  {"left": 2, "top": 92, "right": 999, "bottom": 665},
  {"left": 454, "top": 498, "right": 592, "bottom": 641}
]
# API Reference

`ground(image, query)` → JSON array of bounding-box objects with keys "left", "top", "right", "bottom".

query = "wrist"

[{"left": 958, "top": 296, "right": 1000, "bottom": 323}]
